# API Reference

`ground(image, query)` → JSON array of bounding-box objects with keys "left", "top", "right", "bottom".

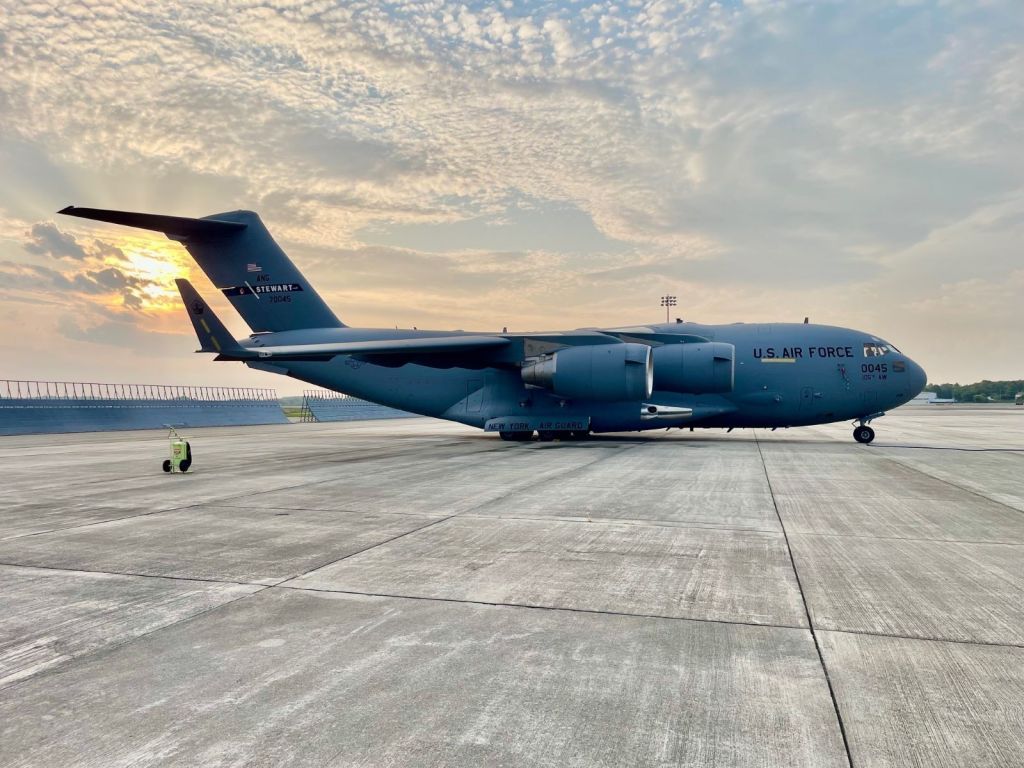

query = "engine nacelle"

[
  {"left": 652, "top": 342, "right": 735, "bottom": 394},
  {"left": 521, "top": 343, "right": 653, "bottom": 401}
]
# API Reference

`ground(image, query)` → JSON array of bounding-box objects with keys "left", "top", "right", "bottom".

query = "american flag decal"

[{"left": 247, "top": 263, "right": 262, "bottom": 272}]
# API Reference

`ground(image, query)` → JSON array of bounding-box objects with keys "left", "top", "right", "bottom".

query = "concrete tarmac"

[{"left": 0, "top": 407, "right": 1022, "bottom": 766}]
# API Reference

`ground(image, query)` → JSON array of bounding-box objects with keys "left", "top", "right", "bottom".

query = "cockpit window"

[{"left": 863, "top": 343, "right": 891, "bottom": 357}]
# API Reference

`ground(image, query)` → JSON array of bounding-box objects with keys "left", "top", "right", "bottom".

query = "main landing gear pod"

[{"left": 162, "top": 425, "right": 193, "bottom": 473}]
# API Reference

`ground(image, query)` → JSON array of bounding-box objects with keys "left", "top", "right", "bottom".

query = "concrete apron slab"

[
  {"left": 875, "top": 448, "right": 1024, "bottom": 512},
  {"left": 0, "top": 565, "right": 261, "bottom": 687},
  {"left": 0, "top": 505, "right": 446, "bottom": 585},
  {"left": 0, "top": 588, "right": 848, "bottom": 768},
  {"left": 774, "top": 493, "right": 1024, "bottom": 543},
  {"left": 208, "top": 445, "right": 628, "bottom": 518},
  {"left": 820, "top": 630, "right": 1024, "bottom": 768},
  {"left": 789, "top": 534, "right": 1024, "bottom": 646},
  {"left": 467, "top": 485, "right": 780, "bottom": 530},
  {"left": 0, "top": 426, "right": 496, "bottom": 538},
  {"left": 287, "top": 516, "right": 808, "bottom": 628}
]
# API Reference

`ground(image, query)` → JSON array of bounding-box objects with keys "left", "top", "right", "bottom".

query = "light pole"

[{"left": 660, "top": 295, "right": 677, "bottom": 323}]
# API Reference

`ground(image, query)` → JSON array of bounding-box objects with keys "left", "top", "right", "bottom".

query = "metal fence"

[
  {"left": 0, "top": 379, "right": 288, "bottom": 435},
  {"left": 0, "top": 380, "right": 277, "bottom": 402},
  {"left": 300, "top": 389, "right": 416, "bottom": 423}
]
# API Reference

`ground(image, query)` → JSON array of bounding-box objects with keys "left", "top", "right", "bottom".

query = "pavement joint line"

[
  {"left": 190, "top": 503, "right": 443, "bottom": 519},
  {"left": 815, "top": 626, "right": 1024, "bottom": 651},
  {"left": 0, "top": 502, "right": 217, "bottom": 542},
  {"left": 7, "top": 561, "right": 1018, "bottom": 653},
  {"left": 784, "top": 530, "right": 1024, "bottom": 547},
  {"left": 755, "top": 430, "right": 855, "bottom": 768},
  {"left": 271, "top": 514, "right": 460, "bottom": 589},
  {"left": 0, "top": 584, "right": 274, "bottom": 693},
  {"left": 269, "top": 583, "right": 810, "bottom": 633},
  {"left": 874, "top": 445, "right": 1024, "bottom": 453},
  {"left": 0, "top": 560, "right": 266, "bottom": 588},
  {"left": 197, "top": 505, "right": 784, "bottom": 534},
  {"left": 453, "top": 512, "right": 783, "bottom": 534}
]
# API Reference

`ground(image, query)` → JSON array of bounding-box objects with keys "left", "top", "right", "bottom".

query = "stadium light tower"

[{"left": 660, "top": 295, "right": 677, "bottom": 323}]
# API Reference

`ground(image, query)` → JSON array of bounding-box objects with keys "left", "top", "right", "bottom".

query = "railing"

[
  {"left": 301, "top": 389, "right": 366, "bottom": 402},
  {"left": 0, "top": 379, "right": 277, "bottom": 402},
  {"left": 0, "top": 379, "right": 289, "bottom": 434},
  {"left": 299, "top": 389, "right": 414, "bottom": 422}
]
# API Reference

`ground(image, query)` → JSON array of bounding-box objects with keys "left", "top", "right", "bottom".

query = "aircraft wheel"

[
  {"left": 853, "top": 425, "right": 875, "bottom": 444},
  {"left": 499, "top": 431, "right": 533, "bottom": 441},
  {"left": 162, "top": 459, "right": 171, "bottom": 473}
]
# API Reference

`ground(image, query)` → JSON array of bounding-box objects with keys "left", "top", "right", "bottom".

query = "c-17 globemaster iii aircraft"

[{"left": 60, "top": 206, "right": 927, "bottom": 444}]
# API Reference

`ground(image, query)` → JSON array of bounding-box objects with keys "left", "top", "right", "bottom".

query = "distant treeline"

[{"left": 926, "top": 380, "right": 1024, "bottom": 402}]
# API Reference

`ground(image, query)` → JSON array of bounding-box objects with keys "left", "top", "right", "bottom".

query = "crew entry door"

[{"left": 799, "top": 386, "right": 813, "bottom": 412}]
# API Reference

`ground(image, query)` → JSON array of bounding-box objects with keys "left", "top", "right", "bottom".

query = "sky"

[{"left": 1, "top": 0, "right": 1021, "bottom": 395}]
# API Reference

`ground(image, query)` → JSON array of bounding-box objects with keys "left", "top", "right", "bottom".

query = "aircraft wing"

[{"left": 245, "top": 335, "right": 511, "bottom": 362}]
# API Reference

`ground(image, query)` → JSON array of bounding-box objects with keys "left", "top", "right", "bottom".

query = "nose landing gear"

[
  {"left": 853, "top": 425, "right": 875, "bottom": 444},
  {"left": 852, "top": 412, "right": 884, "bottom": 444}
]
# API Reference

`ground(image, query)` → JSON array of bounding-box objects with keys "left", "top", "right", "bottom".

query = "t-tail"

[{"left": 58, "top": 206, "right": 344, "bottom": 332}]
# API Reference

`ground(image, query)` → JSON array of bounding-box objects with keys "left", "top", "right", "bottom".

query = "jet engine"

[
  {"left": 521, "top": 343, "right": 653, "bottom": 401},
  {"left": 652, "top": 342, "right": 735, "bottom": 394}
]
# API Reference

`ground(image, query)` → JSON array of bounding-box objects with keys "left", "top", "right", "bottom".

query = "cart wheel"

[
  {"left": 179, "top": 459, "right": 191, "bottom": 473},
  {"left": 162, "top": 459, "right": 171, "bottom": 473}
]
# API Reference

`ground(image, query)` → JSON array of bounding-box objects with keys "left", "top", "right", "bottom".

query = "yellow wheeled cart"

[{"left": 162, "top": 425, "right": 193, "bottom": 473}]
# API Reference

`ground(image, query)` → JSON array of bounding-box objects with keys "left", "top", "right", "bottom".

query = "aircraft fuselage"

[{"left": 249, "top": 321, "right": 927, "bottom": 434}]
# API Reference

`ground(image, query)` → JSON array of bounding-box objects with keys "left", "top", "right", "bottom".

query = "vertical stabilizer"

[
  {"left": 182, "top": 210, "right": 343, "bottom": 332},
  {"left": 59, "top": 206, "right": 344, "bottom": 332}
]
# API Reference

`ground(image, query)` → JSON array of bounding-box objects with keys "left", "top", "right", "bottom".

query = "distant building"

[{"left": 908, "top": 392, "right": 955, "bottom": 405}]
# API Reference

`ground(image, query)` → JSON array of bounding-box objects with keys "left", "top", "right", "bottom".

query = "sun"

[{"left": 105, "top": 236, "right": 197, "bottom": 313}]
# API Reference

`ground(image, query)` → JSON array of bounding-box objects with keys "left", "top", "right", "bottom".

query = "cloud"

[
  {"left": 24, "top": 221, "right": 87, "bottom": 260},
  {"left": 0, "top": 258, "right": 154, "bottom": 311},
  {"left": 56, "top": 314, "right": 189, "bottom": 353},
  {"left": 0, "top": 0, "right": 1021, "bottom": 383}
]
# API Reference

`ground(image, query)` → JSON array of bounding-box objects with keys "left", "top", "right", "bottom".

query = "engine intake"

[
  {"left": 521, "top": 343, "right": 653, "bottom": 401},
  {"left": 652, "top": 342, "right": 735, "bottom": 394}
]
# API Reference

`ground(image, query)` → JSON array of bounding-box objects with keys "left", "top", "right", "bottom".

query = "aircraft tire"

[
  {"left": 853, "top": 426, "right": 875, "bottom": 444},
  {"left": 499, "top": 431, "right": 534, "bottom": 441}
]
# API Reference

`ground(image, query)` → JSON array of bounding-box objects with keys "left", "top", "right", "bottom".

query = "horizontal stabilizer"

[
  {"left": 250, "top": 335, "right": 510, "bottom": 362},
  {"left": 59, "top": 206, "right": 246, "bottom": 240},
  {"left": 175, "top": 279, "right": 245, "bottom": 355}
]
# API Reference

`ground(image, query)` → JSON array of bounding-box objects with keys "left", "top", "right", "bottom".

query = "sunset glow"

[{"left": 1, "top": 1, "right": 1021, "bottom": 389}]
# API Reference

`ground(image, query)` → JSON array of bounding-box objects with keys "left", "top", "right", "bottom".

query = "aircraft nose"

[{"left": 908, "top": 358, "right": 927, "bottom": 396}]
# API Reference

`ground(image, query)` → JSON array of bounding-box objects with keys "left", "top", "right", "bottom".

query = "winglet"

[{"left": 175, "top": 279, "right": 250, "bottom": 358}]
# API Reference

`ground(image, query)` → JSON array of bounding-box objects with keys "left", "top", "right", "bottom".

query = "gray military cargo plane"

[{"left": 60, "top": 206, "right": 927, "bottom": 444}]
